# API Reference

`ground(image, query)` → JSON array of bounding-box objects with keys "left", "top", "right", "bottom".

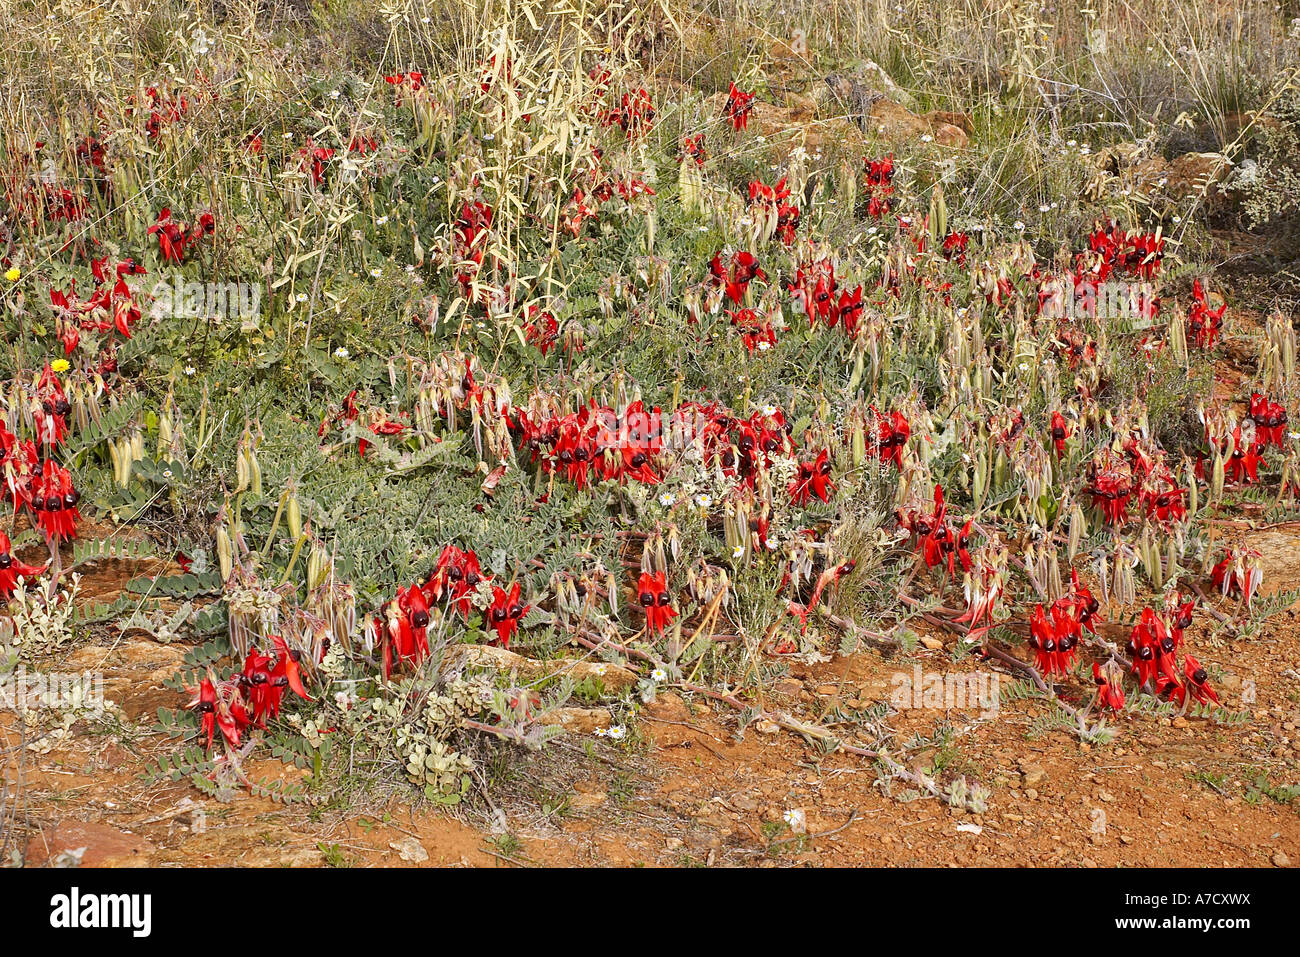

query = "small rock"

[
  {"left": 1273, "top": 849, "right": 1291, "bottom": 868},
  {"left": 1021, "top": 765, "right": 1048, "bottom": 787},
  {"left": 389, "top": 836, "right": 429, "bottom": 863},
  {"left": 918, "top": 635, "right": 945, "bottom": 651},
  {"left": 538, "top": 706, "right": 613, "bottom": 735}
]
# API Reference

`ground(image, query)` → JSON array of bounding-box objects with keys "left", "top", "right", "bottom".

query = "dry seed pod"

[
  {"left": 235, "top": 446, "right": 250, "bottom": 493},
  {"left": 1067, "top": 501, "right": 1085, "bottom": 562},
  {"left": 287, "top": 493, "right": 303, "bottom": 542},
  {"left": 247, "top": 446, "right": 262, "bottom": 496},
  {"left": 217, "top": 524, "right": 233, "bottom": 581}
]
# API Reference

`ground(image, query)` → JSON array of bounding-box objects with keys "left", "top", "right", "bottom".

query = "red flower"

[
  {"left": 871, "top": 407, "right": 910, "bottom": 467},
  {"left": 270, "top": 633, "right": 314, "bottom": 700},
  {"left": 0, "top": 530, "right": 46, "bottom": 599},
  {"left": 637, "top": 570, "right": 677, "bottom": 638},
  {"left": 148, "top": 208, "right": 188, "bottom": 263},
  {"left": 32, "top": 460, "right": 80, "bottom": 542},
  {"left": 1139, "top": 470, "right": 1186, "bottom": 524},
  {"left": 425, "top": 545, "right": 488, "bottom": 618},
  {"left": 1, "top": 430, "right": 39, "bottom": 514},
  {"left": 863, "top": 155, "right": 895, "bottom": 218},
  {"left": 487, "top": 581, "right": 528, "bottom": 648},
  {"left": 832, "top": 285, "right": 865, "bottom": 334},
  {"left": 188, "top": 675, "right": 251, "bottom": 751},
  {"left": 941, "top": 231, "right": 969, "bottom": 265},
  {"left": 1224, "top": 426, "right": 1264, "bottom": 485},
  {"left": 728, "top": 308, "right": 777, "bottom": 354},
  {"left": 1187, "top": 278, "right": 1226, "bottom": 348},
  {"left": 1181, "top": 654, "right": 1219, "bottom": 705},
  {"left": 240, "top": 648, "right": 281, "bottom": 728},
  {"left": 680, "top": 134, "right": 707, "bottom": 166},
  {"left": 723, "top": 82, "right": 755, "bottom": 131},
  {"left": 1085, "top": 453, "right": 1133, "bottom": 525},
  {"left": 523, "top": 306, "right": 560, "bottom": 356},
  {"left": 1093, "top": 662, "right": 1126, "bottom": 712},
  {"left": 1027, "top": 603, "right": 1078, "bottom": 676},
  {"left": 1064, "top": 569, "right": 1103, "bottom": 633},
  {"left": 33, "top": 365, "right": 71, "bottom": 448},
  {"left": 708, "top": 250, "right": 766, "bottom": 304},
  {"left": 1210, "top": 549, "right": 1262, "bottom": 605},
  {"left": 1049, "top": 411, "right": 1069, "bottom": 458},
  {"left": 1249, "top": 393, "right": 1288, "bottom": 447},
  {"left": 789, "top": 449, "right": 835, "bottom": 505},
  {"left": 1127, "top": 608, "right": 1175, "bottom": 689}
]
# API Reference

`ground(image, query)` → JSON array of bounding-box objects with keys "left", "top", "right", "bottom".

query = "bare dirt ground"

[{"left": 4, "top": 509, "right": 1297, "bottom": 869}]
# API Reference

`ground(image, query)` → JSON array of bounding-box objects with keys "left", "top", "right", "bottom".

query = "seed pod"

[
  {"left": 287, "top": 493, "right": 303, "bottom": 542},
  {"left": 117, "top": 436, "right": 134, "bottom": 487},
  {"left": 158, "top": 413, "right": 173, "bottom": 456},
  {"left": 217, "top": 524, "right": 233, "bottom": 581},
  {"left": 928, "top": 184, "right": 947, "bottom": 252},
  {"left": 235, "top": 446, "right": 250, "bottom": 493},
  {"left": 1210, "top": 450, "right": 1225, "bottom": 502},
  {"left": 247, "top": 446, "right": 262, "bottom": 496},
  {"left": 307, "top": 541, "right": 329, "bottom": 592},
  {"left": 1185, "top": 460, "right": 1201, "bottom": 520},
  {"left": 1068, "top": 501, "right": 1085, "bottom": 562}
]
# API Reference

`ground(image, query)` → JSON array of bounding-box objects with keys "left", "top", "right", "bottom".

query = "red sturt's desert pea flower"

[
  {"left": 1049, "top": 411, "right": 1070, "bottom": 458},
  {"left": 941, "top": 231, "right": 969, "bottom": 265},
  {"left": 870, "top": 407, "right": 910, "bottom": 467},
  {"left": 1210, "top": 549, "right": 1263, "bottom": 605},
  {"left": 1027, "top": 602, "right": 1080, "bottom": 676},
  {"left": 1224, "top": 426, "right": 1264, "bottom": 485},
  {"left": 425, "top": 544, "right": 489, "bottom": 618},
  {"left": 1177, "top": 654, "right": 1220, "bottom": 706},
  {"left": 32, "top": 365, "right": 71, "bottom": 448},
  {"left": 680, "top": 134, "right": 707, "bottom": 166},
  {"left": 487, "top": 581, "right": 528, "bottom": 648},
  {"left": 1085, "top": 453, "right": 1133, "bottom": 525},
  {"left": 789, "top": 448, "right": 835, "bottom": 505},
  {"left": 1093, "top": 662, "right": 1126, "bottom": 712},
  {"left": 188, "top": 675, "right": 252, "bottom": 751},
  {"left": 708, "top": 250, "right": 766, "bottom": 304},
  {"left": 723, "top": 82, "right": 755, "bottom": 130},
  {"left": 0, "top": 530, "right": 46, "bottom": 599},
  {"left": 239, "top": 648, "right": 281, "bottom": 727},
  {"left": 1187, "top": 278, "right": 1226, "bottom": 349},
  {"left": 863, "top": 154, "right": 895, "bottom": 218},
  {"left": 637, "top": 570, "right": 677, "bottom": 638},
  {"left": 379, "top": 588, "right": 430, "bottom": 677},
  {"left": 1248, "top": 393, "right": 1288, "bottom": 448},
  {"left": 32, "top": 459, "right": 80, "bottom": 542}
]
